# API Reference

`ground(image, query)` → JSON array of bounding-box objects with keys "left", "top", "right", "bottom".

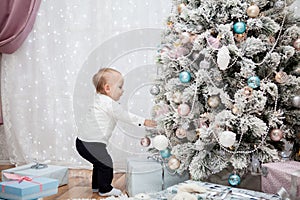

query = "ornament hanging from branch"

[
  {"left": 152, "top": 135, "right": 169, "bottom": 150},
  {"left": 217, "top": 46, "right": 230, "bottom": 71},
  {"left": 247, "top": 4, "right": 260, "bottom": 18}
]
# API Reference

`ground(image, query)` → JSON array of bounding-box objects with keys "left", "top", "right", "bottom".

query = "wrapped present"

[
  {"left": 261, "top": 161, "right": 300, "bottom": 198},
  {"left": 0, "top": 173, "right": 58, "bottom": 200},
  {"left": 126, "top": 156, "right": 189, "bottom": 196},
  {"left": 1, "top": 163, "right": 68, "bottom": 186}
]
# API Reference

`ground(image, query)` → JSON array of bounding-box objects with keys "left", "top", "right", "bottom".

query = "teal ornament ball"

[
  {"left": 179, "top": 71, "right": 191, "bottom": 83},
  {"left": 233, "top": 22, "right": 246, "bottom": 34},
  {"left": 247, "top": 76, "right": 260, "bottom": 89},
  {"left": 160, "top": 148, "right": 171, "bottom": 158},
  {"left": 228, "top": 173, "right": 241, "bottom": 186}
]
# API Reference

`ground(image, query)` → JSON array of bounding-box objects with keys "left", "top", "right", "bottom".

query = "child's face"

[{"left": 107, "top": 72, "right": 124, "bottom": 101}]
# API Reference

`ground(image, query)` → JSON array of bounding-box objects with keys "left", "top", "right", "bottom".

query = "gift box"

[
  {"left": 126, "top": 157, "right": 189, "bottom": 196},
  {"left": 261, "top": 161, "right": 300, "bottom": 198},
  {"left": 0, "top": 174, "right": 58, "bottom": 200},
  {"left": 1, "top": 163, "right": 68, "bottom": 186}
]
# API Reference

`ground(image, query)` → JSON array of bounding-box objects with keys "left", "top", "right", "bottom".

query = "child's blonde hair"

[{"left": 92, "top": 68, "right": 121, "bottom": 94}]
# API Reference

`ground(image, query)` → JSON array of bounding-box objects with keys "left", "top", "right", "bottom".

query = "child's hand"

[{"left": 144, "top": 119, "right": 157, "bottom": 127}]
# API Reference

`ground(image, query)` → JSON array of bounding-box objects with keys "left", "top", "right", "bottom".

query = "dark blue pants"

[{"left": 75, "top": 137, "right": 113, "bottom": 193}]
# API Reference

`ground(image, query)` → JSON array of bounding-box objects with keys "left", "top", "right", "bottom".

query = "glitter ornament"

[
  {"left": 291, "top": 95, "right": 300, "bottom": 108},
  {"left": 167, "top": 21, "right": 173, "bottom": 28},
  {"left": 293, "top": 38, "right": 300, "bottom": 50},
  {"left": 176, "top": 127, "right": 187, "bottom": 139},
  {"left": 180, "top": 32, "right": 191, "bottom": 44},
  {"left": 168, "top": 46, "right": 189, "bottom": 59},
  {"left": 198, "top": 120, "right": 208, "bottom": 128},
  {"left": 179, "top": 71, "right": 191, "bottom": 83},
  {"left": 234, "top": 33, "right": 247, "bottom": 42},
  {"left": 177, "top": 103, "right": 191, "bottom": 116},
  {"left": 152, "top": 135, "right": 169, "bottom": 150},
  {"left": 218, "top": 131, "right": 236, "bottom": 147},
  {"left": 274, "top": 1, "right": 285, "bottom": 9},
  {"left": 172, "top": 91, "right": 182, "bottom": 104},
  {"left": 199, "top": 59, "right": 210, "bottom": 69},
  {"left": 247, "top": 76, "right": 260, "bottom": 89},
  {"left": 140, "top": 137, "right": 151, "bottom": 147},
  {"left": 151, "top": 103, "right": 169, "bottom": 119},
  {"left": 243, "top": 86, "right": 253, "bottom": 97},
  {"left": 207, "top": 36, "right": 221, "bottom": 49},
  {"left": 269, "top": 129, "right": 283, "bottom": 141},
  {"left": 232, "top": 105, "right": 240, "bottom": 115},
  {"left": 168, "top": 157, "right": 180, "bottom": 170},
  {"left": 228, "top": 173, "right": 241, "bottom": 186},
  {"left": 233, "top": 22, "right": 246, "bottom": 34},
  {"left": 160, "top": 148, "right": 171, "bottom": 158},
  {"left": 207, "top": 95, "right": 221, "bottom": 108},
  {"left": 251, "top": 157, "right": 261, "bottom": 175},
  {"left": 275, "top": 71, "right": 288, "bottom": 84},
  {"left": 247, "top": 4, "right": 260, "bottom": 18},
  {"left": 150, "top": 85, "right": 160, "bottom": 95},
  {"left": 292, "top": 65, "right": 300, "bottom": 76}
]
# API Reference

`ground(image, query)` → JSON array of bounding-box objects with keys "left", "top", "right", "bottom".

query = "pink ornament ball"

[
  {"left": 140, "top": 137, "right": 151, "bottom": 147},
  {"left": 269, "top": 129, "right": 283, "bottom": 141},
  {"left": 177, "top": 103, "right": 190, "bottom": 116}
]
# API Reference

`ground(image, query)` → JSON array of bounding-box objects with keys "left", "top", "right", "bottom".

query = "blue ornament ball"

[
  {"left": 179, "top": 71, "right": 191, "bottom": 83},
  {"left": 247, "top": 76, "right": 260, "bottom": 89},
  {"left": 228, "top": 173, "right": 241, "bottom": 186},
  {"left": 160, "top": 148, "right": 171, "bottom": 158},
  {"left": 233, "top": 22, "right": 246, "bottom": 34}
]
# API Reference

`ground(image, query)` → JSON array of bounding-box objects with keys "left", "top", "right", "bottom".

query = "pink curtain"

[{"left": 0, "top": 0, "right": 41, "bottom": 54}]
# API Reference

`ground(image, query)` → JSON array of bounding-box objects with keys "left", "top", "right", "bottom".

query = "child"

[{"left": 76, "top": 68, "right": 156, "bottom": 197}]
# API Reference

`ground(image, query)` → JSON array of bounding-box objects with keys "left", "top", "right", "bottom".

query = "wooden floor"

[{"left": 0, "top": 165, "right": 127, "bottom": 200}]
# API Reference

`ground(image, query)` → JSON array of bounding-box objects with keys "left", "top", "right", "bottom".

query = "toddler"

[{"left": 76, "top": 68, "right": 156, "bottom": 197}]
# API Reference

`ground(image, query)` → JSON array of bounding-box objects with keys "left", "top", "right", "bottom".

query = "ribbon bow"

[{"left": 3, "top": 173, "right": 33, "bottom": 183}]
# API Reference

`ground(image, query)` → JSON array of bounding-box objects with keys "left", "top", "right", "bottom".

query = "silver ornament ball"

[
  {"left": 150, "top": 85, "right": 160, "bottom": 95},
  {"left": 292, "top": 95, "right": 300, "bottom": 108}
]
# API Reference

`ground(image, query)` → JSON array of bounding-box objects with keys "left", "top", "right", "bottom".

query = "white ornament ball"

[
  {"left": 168, "top": 157, "right": 181, "bottom": 170},
  {"left": 218, "top": 131, "right": 236, "bottom": 147},
  {"left": 152, "top": 135, "right": 169, "bottom": 150},
  {"left": 292, "top": 95, "right": 300, "bottom": 108},
  {"left": 177, "top": 103, "right": 190, "bottom": 116}
]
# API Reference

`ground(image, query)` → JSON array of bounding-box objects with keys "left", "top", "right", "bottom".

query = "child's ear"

[{"left": 104, "top": 84, "right": 110, "bottom": 94}]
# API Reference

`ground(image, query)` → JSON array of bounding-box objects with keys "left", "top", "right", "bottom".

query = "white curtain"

[{"left": 1, "top": 0, "right": 171, "bottom": 170}]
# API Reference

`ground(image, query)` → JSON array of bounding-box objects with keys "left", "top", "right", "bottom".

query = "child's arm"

[{"left": 111, "top": 101, "right": 156, "bottom": 127}]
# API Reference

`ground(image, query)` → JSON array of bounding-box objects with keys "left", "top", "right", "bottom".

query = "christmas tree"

[{"left": 143, "top": 0, "right": 300, "bottom": 185}]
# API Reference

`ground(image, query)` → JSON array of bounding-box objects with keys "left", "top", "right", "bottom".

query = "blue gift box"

[
  {"left": 0, "top": 177, "right": 58, "bottom": 200},
  {"left": 2, "top": 164, "right": 68, "bottom": 186},
  {"left": 126, "top": 157, "right": 189, "bottom": 196}
]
